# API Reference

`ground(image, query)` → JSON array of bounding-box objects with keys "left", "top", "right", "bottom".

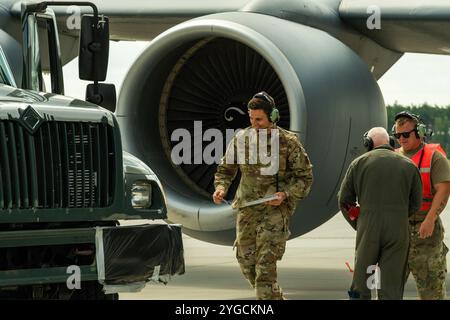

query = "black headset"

[
  {"left": 252, "top": 92, "right": 280, "bottom": 123},
  {"left": 363, "top": 131, "right": 374, "bottom": 151},
  {"left": 363, "top": 131, "right": 396, "bottom": 151},
  {"left": 391, "top": 111, "right": 429, "bottom": 139}
]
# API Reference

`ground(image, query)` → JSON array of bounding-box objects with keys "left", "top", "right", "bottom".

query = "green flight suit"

[
  {"left": 214, "top": 126, "right": 313, "bottom": 300},
  {"left": 338, "top": 145, "right": 422, "bottom": 299}
]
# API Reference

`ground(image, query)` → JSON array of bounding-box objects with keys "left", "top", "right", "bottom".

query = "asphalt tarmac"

[{"left": 120, "top": 207, "right": 450, "bottom": 300}]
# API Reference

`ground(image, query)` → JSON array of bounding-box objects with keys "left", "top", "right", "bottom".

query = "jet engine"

[{"left": 116, "top": 12, "right": 386, "bottom": 245}]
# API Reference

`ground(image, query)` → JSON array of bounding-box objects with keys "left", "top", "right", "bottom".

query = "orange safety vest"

[{"left": 397, "top": 144, "right": 447, "bottom": 212}]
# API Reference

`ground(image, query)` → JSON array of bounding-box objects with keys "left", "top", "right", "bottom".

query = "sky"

[{"left": 61, "top": 41, "right": 450, "bottom": 107}]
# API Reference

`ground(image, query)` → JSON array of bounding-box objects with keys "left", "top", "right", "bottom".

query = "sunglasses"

[{"left": 393, "top": 129, "right": 416, "bottom": 139}]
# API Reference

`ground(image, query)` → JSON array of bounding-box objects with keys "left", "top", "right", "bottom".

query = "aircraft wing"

[
  {"left": 339, "top": 0, "right": 450, "bottom": 55},
  {"left": 8, "top": 0, "right": 450, "bottom": 66},
  {"left": 10, "top": 0, "right": 251, "bottom": 41},
  {"left": 6, "top": 0, "right": 250, "bottom": 66}
]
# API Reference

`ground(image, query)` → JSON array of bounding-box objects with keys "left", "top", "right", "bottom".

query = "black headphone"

[
  {"left": 252, "top": 92, "right": 280, "bottom": 123},
  {"left": 363, "top": 131, "right": 396, "bottom": 151},
  {"left": 392, "top": 111, "right": 429, "bottom": 139},
  {"left": 363, "top": 131, "right": 373, "bottom": 151}
]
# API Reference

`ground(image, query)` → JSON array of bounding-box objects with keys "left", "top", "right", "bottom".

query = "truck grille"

[{"left": 0, "top": 121, "right": 115, "bottom": 209}]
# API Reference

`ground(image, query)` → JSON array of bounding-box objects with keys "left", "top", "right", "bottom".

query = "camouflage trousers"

[
  {"left": 406, "top": 217, "right": 449, "bottom": 300},
  {"left": 234, "top": 204, "right": 291, "bottom": 300}
]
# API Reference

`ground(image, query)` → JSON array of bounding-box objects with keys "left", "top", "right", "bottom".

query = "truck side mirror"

[
  {"left": 79, "top": 15, "right": 109, "bottom": 81},
  {"left": 86, "top": 83, "right": 116, "bottom": 112}
]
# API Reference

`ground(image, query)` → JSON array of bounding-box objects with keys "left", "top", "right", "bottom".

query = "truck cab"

[{"left": 0, "top": 2, "right": 184, "bottom": 299}]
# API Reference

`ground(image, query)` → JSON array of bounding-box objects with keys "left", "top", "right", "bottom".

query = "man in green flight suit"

[
  {"left": 393, "top": 111, "right": 450, "bottom": 300},
  {"left": 338, "top": 127, "right": 423, "bottom": 299},
  {"left": 212, "top": 92, "right": 313, "bottom": 300}
]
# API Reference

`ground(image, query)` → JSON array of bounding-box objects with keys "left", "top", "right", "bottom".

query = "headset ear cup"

[
  {"left": 270, "top": 108, "right": 280, "bottom": 123},
  {"left": 363, "top": 133, "right": 373, "bottom": 151},
  {"left": 389, "top": 136, "right": 396, "bottom": 148},
  {"left": 367, "top": 138, "right": 373, "bottom": 151},
  {"left": 368, "top": 138, "right": 373, "bottom": 151},
  {"left": 417, "top": 123, "right": 427, "bottom": 139}
]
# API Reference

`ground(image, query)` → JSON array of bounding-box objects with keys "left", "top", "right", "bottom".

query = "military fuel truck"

[{"left": 0, "top": 1, "right": 184, "bottom": 299}]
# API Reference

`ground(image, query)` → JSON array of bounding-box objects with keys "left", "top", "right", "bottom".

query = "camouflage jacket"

[{"left": 214, "top": 126, "right": 313, "bottom": 210}]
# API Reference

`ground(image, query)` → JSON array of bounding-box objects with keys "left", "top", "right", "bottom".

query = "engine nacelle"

[{"left": 116, "top": 12, "right": 385, "bottom": 245}]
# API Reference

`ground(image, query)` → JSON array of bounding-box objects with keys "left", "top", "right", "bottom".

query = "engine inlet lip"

[
  {"left": 118, "top": 15, "right": 307, "bottom": 137},
  {"left": 117, "top": 14, "right": 307, "bottom": 231}
]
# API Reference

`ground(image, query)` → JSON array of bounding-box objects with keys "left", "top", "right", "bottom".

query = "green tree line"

[{"left": 387, "top": 103, "right": 450, "bottom": 157}]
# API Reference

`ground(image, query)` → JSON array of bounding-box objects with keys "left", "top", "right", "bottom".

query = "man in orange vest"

[{"left": 393, "top": 111, "right": 450, "bottom": 299}]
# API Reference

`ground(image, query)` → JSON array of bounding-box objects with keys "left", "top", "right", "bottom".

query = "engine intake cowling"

[{"left": 116, "top": 12, "right": 385, "bottom": 245}]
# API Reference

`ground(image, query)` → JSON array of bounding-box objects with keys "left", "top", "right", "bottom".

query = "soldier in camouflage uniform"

[
  {"left": 213, "top": 92, "right": 313, "bottom": 300},
  {"left": 393, "top": 112, "right": 450, "bottom": 300}
]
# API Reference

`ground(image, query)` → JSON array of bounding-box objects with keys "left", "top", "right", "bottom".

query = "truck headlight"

[{"left": 131, "top": 181, "right": 152, "bottom": 209}]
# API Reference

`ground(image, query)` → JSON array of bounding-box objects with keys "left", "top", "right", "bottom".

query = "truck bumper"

[{"left": 0, "top": 224, "right": 184, "bottom": 290}]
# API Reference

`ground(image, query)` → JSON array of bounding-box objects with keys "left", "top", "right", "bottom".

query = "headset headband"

[
  {"left": 394, "top": 111, "right": 421, "bottom": 123},
  {"left": 393, "top": 111, "right": 430, "bottom": 139},
  {"left": 250, "top": 91, "right": 279, "bottom": 123},
  {"left": 253, "top": 92, "right": 275, "bottom": 108}
]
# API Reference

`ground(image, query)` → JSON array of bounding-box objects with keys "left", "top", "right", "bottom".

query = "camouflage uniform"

[
  {"left": 407, "top": 219, "right": 448, "bottom": 299},
  {"left": 399, "top": 144, "right": 450, "bottom": 300},
  {"left": 214, "top": 126, "right": 313, "bottom": 300}
]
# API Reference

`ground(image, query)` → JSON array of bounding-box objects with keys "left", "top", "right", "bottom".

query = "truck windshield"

[{"left": 0, "top": 46, "right": 17, "bottom": 87}]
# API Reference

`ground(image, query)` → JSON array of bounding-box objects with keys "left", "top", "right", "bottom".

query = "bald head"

[{"left": 367, "top": 127, "right": 390, "bottom": 148}]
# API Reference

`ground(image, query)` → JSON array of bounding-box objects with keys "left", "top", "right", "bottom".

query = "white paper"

[{"left": 239, "top": 194, "right": 280, "bottom": 208}]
